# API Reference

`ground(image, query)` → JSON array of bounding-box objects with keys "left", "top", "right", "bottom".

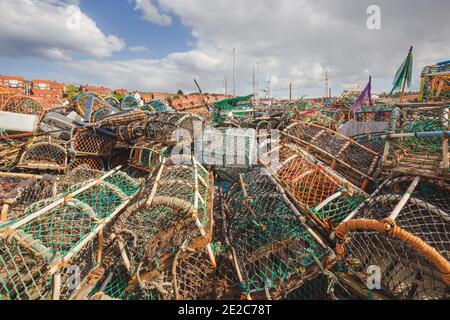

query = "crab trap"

[
  {"left": 16, "top": 136, "right": 68, "bottom": 172},
  {"left": 282, "top": 121, "right": 381, "bottom": 191},
  {"left": 260, "top": 143, "right": 368, "bottom": 234},
  {"left": 334, "top": 175, "right": 450, "bottom": 300},
  {"left": 0, "top": 168, "right": 141, "bottom": 300},
  {"left": 222, "top": 168, "right": 338, "bottom": 300},
  {"left": 101, "top": 155, "right": 216, "bottom": 299},
  {"left": 382, "top": 105, "right": 449, "bottom": 178}
]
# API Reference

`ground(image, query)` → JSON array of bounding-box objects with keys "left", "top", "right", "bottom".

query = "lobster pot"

[
  {"left": 0, "top": 88, "right": 15, "bottom": 109},
  {"left": 96, "top": 110, "right": 148, "bottom": 130},
  {"left": 224, "top": 169, "right": 334, "bottom": 300},
  {"left": 383, "top": 105, "right": 449, "bottom": 177},
  {"left": 69, "top": 157, "right": 105, "bottom": 172},
  {"left": 128, "top": 143, "right": 163, "bottom": 173},
  {"left": 71, "top": 128, "right": 116, "bottom": 157},
  {"left": 16, "top": 137, "right": 68, "bottom": 172},
  {"left": 335, "top": 175, "right": 450, "bottom": 300},
  {"left": 0, "top": 169, "right": 141, "bottom": 300},
  {"left": 0, "top": 173, "right": 54, "bottom": 222},
  {"left": 103, "top": 97, "right": 120, "bottom": 109},
  {"left": 107, "top": 149, "right": 132, "bottom": 169},
  {"left": 146, "top": 112, "right": 204, "bottom": 146},
  {"left": 120, "top": 96, "right": 139, "bottom": 110},
  {"left": 196, "top": 127, "right": 257, "bottom": 168},
  {"left": 351, "top": 133, "right": 386, "bottom": 154},
  {"left": 264, "top": 144, "right": 367, "bottom": 232},
  {"left": 74, "top": 92, "right": 106, "bottom": 118},
  {"left": 283, "top": 121, "right": 381, "bottom": 191},
  {"left": 109, "top": 156, "right": 215, "bottom": 299},
  {"left": 2, "top": 96, "right": 49, "bottom": 121}
]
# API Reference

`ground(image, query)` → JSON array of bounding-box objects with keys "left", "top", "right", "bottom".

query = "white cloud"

[
  {"left": 0, "top": 0, "right": 125, "bottom": 61},
  {"left": 6, "top": 0, "right": 449, "bottom": 97},
  {"left": 129, "top": 46, "right": 150, "bottom": 53},
  {"left": 133, "top": 0, "right": 172, "bottom": 27}
]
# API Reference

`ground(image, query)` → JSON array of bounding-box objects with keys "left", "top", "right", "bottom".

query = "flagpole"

[{"left": 400, "top": 46, "right": 413, "bottom": 103}]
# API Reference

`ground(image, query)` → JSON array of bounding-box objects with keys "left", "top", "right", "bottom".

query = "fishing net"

[
  {"left": 261, "top": 144, "right": 367, "bottom": 233},
  {"left": 334, "top": 175, "right": 450, "bottom": 300},
  {"left": 107, "top": 155, "right": 216, "bottom": 299},
  {"left": 16, "top": 136, "right": 68, "bottom": 171},
  {"left": 283, "top": 121, "right": 381, "bottom": 191},
  {"left": 0, "top": 169, "right": 141, "bottom": 300},
  {"left": 224, "top": 168, "right": 335, "bottom": 299},
  {"left": 70, "top": 128, "right": 117, "bottom": 157}
]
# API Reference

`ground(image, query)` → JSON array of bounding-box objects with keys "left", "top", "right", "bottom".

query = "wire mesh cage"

[
  {"left": 70, "top": 128, "right": 117, "bottom": 157},
  {"left": 0, "top": 168, "right": 141, "bottom": 300},
  {"left": 68, "top": 157, "right": 105, "bottom": 172},
  {"left": 120, "top": 96, "right": 139, "bottom": 110},
  {"left": 102, "top": 96, "right": 120, "bottom": 109},
  {"left": 282, "top": 121, "right": 381, "bottom": 191},
  {"left": 0, "top": 88, "right": 16, "bottom": 109},
  {"left": 16, "top": 136, "right": 68, "bottom": 172},
  {"left": 106, "top": 155, "right": 216, "bottom": 299},
  {"left": 0, "top": 173, "right": 55, "bottom": 223},
  {"left": 2, "top": 95, "right": 50, "bottom": 121},
  {"left": 260, "top": 143, "right": 368, "bottom": 233},
  {"left": 128, "top": 143, "right": 163, "bottom": 173},
  {"left": 146, "top": 112, "right": 204, "bottom": 146},
  {"left": 223, "top": 168, "right": 336, "bottom": 299},
  {"left": 334, "top": 175, "right": 450, "bottom": 300},
  {"left": 351, "top": 132, "right": 386, "bottom": 155},
  {"left": 382, "top": 105, "right": 449, "bottom": 178}
]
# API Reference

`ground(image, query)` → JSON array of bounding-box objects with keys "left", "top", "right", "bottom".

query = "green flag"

[{"left": 389, "top": 46, "right": 413, "bottom": 96}]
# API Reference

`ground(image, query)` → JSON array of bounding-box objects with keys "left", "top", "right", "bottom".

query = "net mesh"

[
  {"left": 71, "top": 129, "right": 116, "bottom": 157},
  {"left": 283, "top": 121, "right": 381, "bottom": 190},
  {"left": 224, "top": 168, "right": 333, "bottom": 299},
  {"left": 266, "top": 144, "right": 367, "bottom": 232},
  {"left": 0, "top": 169, "right": 140, "bottom": 300},
  {"left": 108, "top": 156, "right": 214, "bottom": 299},
  {"left": 17, "top": 137, "right": 68, "bottom": 171},
  {"left": 336, "top": 175, "right": 450, "bottom": 300}
]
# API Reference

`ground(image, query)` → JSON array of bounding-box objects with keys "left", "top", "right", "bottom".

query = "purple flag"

[{"left": 352, "top": 76, "right": 372, "bottom": 120}]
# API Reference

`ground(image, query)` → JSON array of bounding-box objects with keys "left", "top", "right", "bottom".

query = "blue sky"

[
  {"left": 0, "top": 0, "right": 449, "bottom": 97},
  {"left": 79, "top": 0, "right": 193, "bottom": 59}
]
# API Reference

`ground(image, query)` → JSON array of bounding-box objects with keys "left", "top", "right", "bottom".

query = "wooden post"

[{"left": 0, "top": 204, "right": 9, "bottom": 222}]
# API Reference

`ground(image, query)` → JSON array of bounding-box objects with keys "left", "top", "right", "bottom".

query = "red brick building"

[
  {"left": 80, "top": 85, "right": 112, "bottom": 96},
  {"left": 139, "top": 92, "right": 173, "bottom": 103},
  {"left": 0, "top": 75, "right": 25, "bottom": 94}
]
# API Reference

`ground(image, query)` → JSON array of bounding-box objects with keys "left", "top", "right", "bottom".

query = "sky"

[{"left": 0, "top": 0, "right": 449, "bottom": 98}]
